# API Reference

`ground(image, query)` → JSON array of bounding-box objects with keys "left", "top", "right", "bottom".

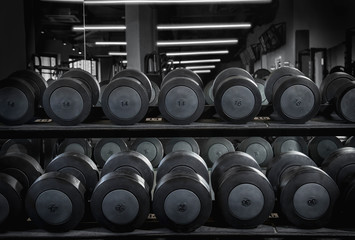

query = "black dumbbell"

[
  {"left": 43, "top": 68, "right": 100, "bottom": 125},
  {"left": 153, "top": 151, "right": 212, "bottom": 232},
  {"left": 267, "top": 151, "right": 339, "bottom": 228},
  {"left": 253, "top": 68, "right": 271, "bottom": 106},
  {"left": 272, "top": 136, "right": 308, "bottom": 156},
  {"left": 0, "top": 152, "right": 44, "bottom": 226},
  {"left": 264, "top": 67, "right": 320, "bottom": 123},
  {"left": 159, "top": 69, "right": 205, "bottom": 124},
  {"left": 26, "top": 152, "right": 99, "bottom": 232},
  {"left": 237, "top": 137, "right": 273, "bottom": 167},
  {"left": 345, "top": 136, "right": 355, "bottom": 147},
  {"left": 212, "top": 67, "right": 262, "bottom": 123},
  {"left": 0, "top": 139, "right": 41, "bottom": 162},
  {"left": 91, "top": 151, "right": 153, "bottom": 232},
  {"left": 0, "top": 69, "right": 47, "bottom": 125},
  {"left": 203, "top": 80, "right": 215, "bottom": 106},
  {"left": 96, "top": 80, "right": 110, "bottom": 107},
  {"left": 164, "top": 137, "right": 200, "bottom": 155},
  {"left": 200, "top": 137, "right": 235, "bottom": 167},
  {"left": 131, "top": 138, "right": 164, "bottom": 168},
  {"left": 211, "top": 151, "right": 275, "bottom": 228},
  {"left": 320, "top": 72, "right": 355, "bottom": 122},
  {"left": 57, "top": 138, "right": 93, "bottom": 158},
  {"left": 93, "top": 138, "right": 128, "bottom": 168},
  {"left": 149, "top": 81, "right": 160, "bottom": 106},
  {"left": 101, "top": 69, "right": 152, "bottom": 125},
  {"left": 308, "top": 136, "right": 342, "bottom": 166}
]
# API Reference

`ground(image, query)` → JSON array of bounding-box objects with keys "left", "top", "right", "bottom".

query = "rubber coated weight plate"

[
  {"left": 200, "top": 137, "right": 235, "bottom": 167},
  {"left": 149, "top": 81, "right": 160, "bottom": 106},
  {"left": 308, "top": 136, "right": 342, "bottom": 166},
  {"left": 211, "top": 151, "right": 261, "bottom": 192},
  {"left": 164, "top": 138, "right": 200, "bottom": 155},
  {"left": 0, "top": 139, "right": 39, "bottom": 160},
  {"left": 0, "top": 152, "right": 43, "bottom": 192},
  {"left": 272, "top": 136, "right": 308, "bottom": 156},
  {"left": 157, "top": 151, "right": 209, "bottom": 184},
  {"left": 266, "top": 151, "right": 316, "bottom": 192},
  {"left": 112, "top": 69, "right": 152, "bottom": 100},
  {"left": 131, "top": 138, "right": 164, "bottom": 168},
  {"left": 58, "top": 138, "right": 92, "bottom": 158},
  {"left": 255, "top": 78, "right": 269, "bottom": 105},
  {"left": 101, "top": 151, "right": 154, "bottom": 190},
  {"left": 45, "top": 152, "right": 99, "bottom": 195},
  {"left": 204, "top": 81, "right": 214, "bottom": 105},
  {"left": 90, "top": 172, "right": 150, "bottom": 232},
  {"left": 94, "top": 138, "right": 128, "bottom": 168},
  {"left": 61, "top": 68, "right": 100, "bottom": 105},
  {"left": 253, "top": 68, "right": 271, "bottom": 80},
  {"left": 319, "top": 72, "right": 355, "bottom": 103},
  {"left": 101, "top": 77, "right": 149, "bottom": 125},
  {"left": 237, "top": 137, "right": 273, "bottom": 167},
  {"left": 335, "top": 81, "right": 355, "bottom": 122},
  {"left": 163, "top": 68, "right": 204, "bottom": 89},
  {"left": 25, "top": 171, "right": 86, "bottom": 232},
  {"left": 42, "top": 78, "right": 92, "bottom": 125}
]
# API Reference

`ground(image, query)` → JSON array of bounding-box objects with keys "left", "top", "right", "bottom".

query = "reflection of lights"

[
  {"left": 108, "top": 52, "right": 127, "bottom": 56},
  {"left": 185, "top": 65, "right": 215, "bottom": 70},
  {"left": 95, "top": 41, "right": 127, "bottom": 46},
  {"left": 72, "top": 25, "right": 126, "bottom": 31},
  {"left": 193, "top": 70, "right": 211, "bottom": 74},
  {"left": 166, "top": 50, "right": 229, "bottom": 56},
  {"left": 174, "top": 59, "right": 221, "bottom": 64},
  {"left": 157, "top": 39, "right": 238, "bottom": 46},
  {"left": 158, "top": 23, "right": 251, "bottom": 30}
]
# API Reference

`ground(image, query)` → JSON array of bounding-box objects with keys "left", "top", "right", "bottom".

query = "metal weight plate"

[
  {"left": 61, "top": 68, "right": 100, "bottom": 105},
  {"left": 131, "top": 138, "right": 164, "bottom": 168},
  {"left": 253, "top": 68, "right": 271, "bottom": 80},
  {"left": 93, "top": 138, "right": 128, "bottom": 168},
  {"left": 0, "top": 152, "right": 44, "bottom": 192},
  {"left": 25, "top": 171, "right": 86, "bottom": 232},
  {"left": 308, "top": 136, "right": 342, "bottom": 166},
  {"left": 215, "top": 165, "right": 275, "bottom": 228},
  {"left": 153, "top": 171, "right": 212, "bottom": 232},
  {"left": 96, "top": 80, "right": 110, "bottom": 106},
  {"left": 266, "top": 151, "right": 316, "bottom": 192},
  {"left": 203, "top": 80, "right": 215, "bottom": 105},
  {"left": 45, "top": 152, "right": 99, "bottom": 195},
  {"left": 264, "top": 67, "right": 304, "bottom": 103},
  {"left": 101, "top": 151, "right": 154, "bottom": 190},
  {"left": 211, "top": 151, "right": 261, "bottom": 192},
  {"left": 319, "top": 72, "right": 355, "bottom": 104},
  {"left": 149, "top": 81, "right": 160, "bottom": 106},
  {"left": 112, "top": 69, "right": 152, "bottom": 101},
  {"left": 42, "top": 78, "right": 92, "bottom": 125},
  {"left": 214, "top": 76, "right": 262, "bottom": 123},
  {"left": 163, "top": 68, "right": 204, "bottom": 89},
  {"left": 101, "top": 77, "right": 149, "bottom": 125},
  {"left": 164, "top": 137, "right": 200, "bottom": 155},
  {"left": 0, "top": 78, "right": 35, "bottom": 125},
  {"left": 58, "top": 138, "right": 92, "bottom": 158},
  {"left": 273, "top": 75, "right": 321, "bottom": 123},
  {"left": 212, "top": 67, "right": 254, "bottom": 98},
  {"left": 334, "top": 81, "right": 355, "bottom": 122},
  {"left": 200, "top": 137, "right": 235, "bottom": 167},
  {"left": 237, "top": 137, "right": 273, "bottom": 167},
  {"left": 272, "top": 136, "right": 308, "bottom": 156},
  {"left": 90, "top": 171, "right": 150, "bottom": 232},
  {"left": 157, "top": 151, "right": 209, "bottom": 184},
  {"left": 255, "top": 78, "right": 269, "bottom": 105}
]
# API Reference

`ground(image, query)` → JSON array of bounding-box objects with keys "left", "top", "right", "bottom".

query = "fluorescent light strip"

[
  {"left": 108, "top": 52, "right": 127, "bottom": 56},
  {"left": 158, "top": 23, "right": 251, "bottom": 30},
  {"left": 157, "top": 39, "right": 238, "bottom": 46},
  {"left": 122, "top": 60, "right": 128, "bottom": 64},
  {"left": 166, "top": 50, "right": 228, "bottom": 56},
  {"left": 95, "top": 41, "right": 127, "bottom": 46},
  {"left": 174, "top": 59, "right": 221, "bottom": 64},
  {"left": 193, "top": 70, "right": 211, "bottom": 74},
  {"left": 84, "top": 0, "right": 272, "bottom": 4},
  {"left": 186, "top": 65, "right": 215, "bottom": 70},
  {"left": 73, "top": 25, "right": 126, "bottom": 31}
]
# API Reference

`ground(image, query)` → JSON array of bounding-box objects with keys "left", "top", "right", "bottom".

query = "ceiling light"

[
  {"left": 157, "top": 39, "right": 238, "bottom": 46},
  {"left": 84, "top": 0, "right": 272, "bottom": 4},
  {"left": 174, "top": 59, "right": 221, "bottom": 64},
  {"left": 72, "top": 25, "right": 126, "bottom": 31},
  {"left": 122, "top": 60, "right": 128, "bottom": 64},
  {"left": 193, "top": 70, "right": 211, "bottom": 74},
  {"left": 95, "top": 41, "right": 127, "bottom": 46},
  {"left": 166, "top": 50, "right": 228, "bottom": 56},
  {"left": 185, "top": 65, "right": 215, "bottom": 70},
  {"left": 158, "top": 23, "right": 251, "bottom": 30},
  {"left": 108, "top": 52, "right": 127, "bottom": 56}
]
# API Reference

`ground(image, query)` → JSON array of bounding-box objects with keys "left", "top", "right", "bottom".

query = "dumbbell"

[
  {"left": 149, "top": 81, "right": 160, "bottom": 106},
  {"left": 101, "top": 69, "right": 152, "bottom": 125},
  {"left": 164, "top": 137, "right": 200, "bottom": 155},
  {"left": 200, "top": 137, "right": 235, "bottom": 167},
  {"left": 43, "top": 68, "right": 100, "bottom": 125},
  {"left": 0, "top": 69, "right": 47, "bottom": 125},
  {"left": 91, "top": 151, "right": 153, "bottom": 232},
  {"left": 212, "top": 68, "right": 262, "bottom": 123},
  {"left": 26, "top": 152, "right": 99, "bottom": 232},
  {"left": 203, "top": 81, "right": 214, "bottom": 106},
  {"left": 93, "top": 138, "right": 128, "bottom": 168},
  {"left": 158, "top": 69, "right": 205, "bottom": 124},
  {"left": 319, "top": 72, "right": 355, "bottom": 122},
  {"left": 0, "top": 152, "right": 43, "bottom": 225},
  {"left": 211, "top": 151, "right": 275, "bottom": 228},
  {"left": 255, "top": 78, "right": 269, "bottom": 106},
  {"left": 237, "top": 137, "right": 273, "bottom": 167},
  {"left": 264, "top": 67, "right": 320, "bottom": 123},
  {"left": 96, "top": 80, "right": 110, "bottom": 107},
  {"left": 0, "top": 139, "right": 41, "bottom": 162},
  {"left": 153, "top": 151, "right": 212, "bottom": 232},
  {"left": 57, "top": 138, "right": 93, "bottom": 158},
  {"left": 131, "top": 138, "right": 164, "bottom": 168},
  {"left": 272, "top": 136, "right": 308, "bottom": 156},
  {"left": 266, "top": 151, "right": 339, "bottom": 228},
  {"left": 345, "top": 136, "right": 355, "bottom": 147},
  {"left": 308, "top": 136, "right": 342, "bottom": 166}
]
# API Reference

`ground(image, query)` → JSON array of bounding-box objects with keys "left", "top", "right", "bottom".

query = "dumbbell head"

[
  {"left": 272, "top": 136, "right": 308, "bottom": 156},
  {"left": 164, "top": 137, "right": 200, "bottom": 155},
  {"left": 320, "top": 72, "right": 355, "bottom": 104},
  {"left": 200, "top": 137, "right": 235, "bottom": 167},
  {"left": 308, "top": 136, "right": 342, "bottom": 166},
  {"left": 237, "top": 137, "right": 273, "bottom": 167},
  {"left": 131, "top": 138, "right": 164, "bottom": 168},
  {"left": 0, "top": 139, "right": 39, "bottom": 160},
  {"left": 93, "top": 138, "right": 128, "bottom": 168},
  {"left": 45, "top": 152, "right": 99, "bottom": 196},
  {"left": 253, "top": 68, "right": 271, "bottom": 80},
  {"left": 334, "top": 81, "right": 355, "bottom": 122},
  {"left": 101, "top": 151, "right": 154, "bottom": 190},
  {"left": 149, "top": 81, "right": 160, "bottom": 106},
  {"left": 25, "top": 171, "right": 86, "bottom": 232},
  {"left": 159, "top": 69, "right": 205, "bottom": 124},
  {"left": 57, "top": 138, "right": 92, "bottom": 158}
]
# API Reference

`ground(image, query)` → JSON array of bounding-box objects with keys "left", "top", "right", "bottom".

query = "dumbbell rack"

[{"left": 1, "top": 115, "right": 355, "bottom": 238}]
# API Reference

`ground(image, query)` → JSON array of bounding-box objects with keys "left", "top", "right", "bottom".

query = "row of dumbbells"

[
  {"left": 1, "top": 146, "right": 355, "bottom": 232},
  {"left": 1, "top": 67, "right": 355, "bottom": 126}
]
